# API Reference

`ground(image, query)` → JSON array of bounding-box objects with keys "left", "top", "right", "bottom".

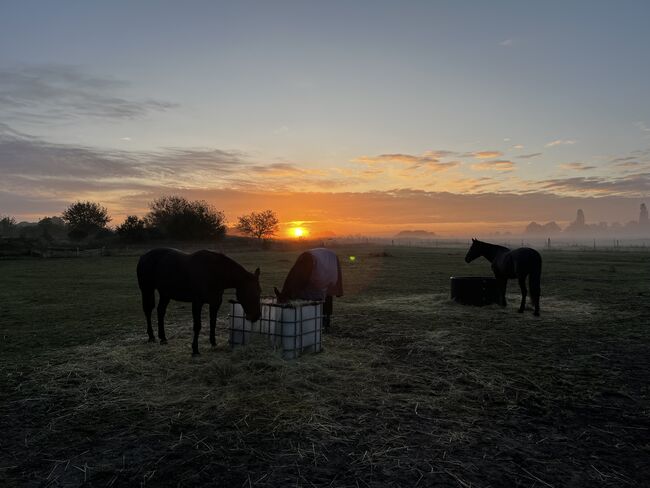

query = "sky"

[{"left": 1, "top": 0, "right": 650, "bottom": 236}]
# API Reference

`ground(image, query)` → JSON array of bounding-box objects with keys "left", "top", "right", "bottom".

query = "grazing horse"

[
  {"left": 274, "top": 248, "right": 343, "bottom": 330},
  {"left": 137, "top": 248, "right": 262, "bottom": 355},
  {"left": 465, "top": 239, "right": 542, "bottom": 316}
]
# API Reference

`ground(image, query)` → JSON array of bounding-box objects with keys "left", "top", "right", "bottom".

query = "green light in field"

[{"left": 349, "top": 255, "right": 356, "bottom": 262}]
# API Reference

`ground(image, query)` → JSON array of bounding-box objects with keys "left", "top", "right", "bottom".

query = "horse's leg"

[
  {"left": 496, "top": 276, "right": 508, "bottom": 306},
  {"left": 518, "top": 275, "right": 527, "bottom": 313},
  {"left": 157, "top": 295, "right": 170, "bottom": 344},
  {"left": 209, "top": 297, "right": 222, "bottom": 347},
  {"left": 530, "top": 271, "right": 541, "bottom": 316},
  {"left": 323, "top": 295, "right": 333, "bottom": 332},
  {"left": 142, "top": 288, "right": 156, "bottom": 342},
  {"left": 192, "top": 301, "right": 203, "bottom": 356}
]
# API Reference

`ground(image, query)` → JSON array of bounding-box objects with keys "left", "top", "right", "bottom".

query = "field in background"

[{"left": 1, "top": 246, "right": 649, "bottom": 487}]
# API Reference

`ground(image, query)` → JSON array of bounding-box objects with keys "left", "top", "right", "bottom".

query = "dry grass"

[{"left": 1, "top": 246, "right": 649, "bottom": 486}]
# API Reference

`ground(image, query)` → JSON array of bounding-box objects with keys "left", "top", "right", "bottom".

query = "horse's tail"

[
  {"left": 137, "top": 253, "right": 156, "bottom": 311},
  {"left": 335, "top": 255, "right": 343, "bottom": 297},
  {"left": 529, "top": 254, "right": 542, "bottom": 299}
]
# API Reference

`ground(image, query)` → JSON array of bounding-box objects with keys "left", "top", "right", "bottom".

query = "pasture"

[{"left": 1, "top": 246, "right": 649, "bottom": 487}]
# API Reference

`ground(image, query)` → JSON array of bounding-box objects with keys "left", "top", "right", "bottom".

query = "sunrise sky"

[{"left": 2, "top": 1, "right": 650, "bottom": 236}]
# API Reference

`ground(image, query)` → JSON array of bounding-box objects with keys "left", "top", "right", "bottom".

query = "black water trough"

[{"left": 450, "top": 276, "right": 499, "bottom": 306}]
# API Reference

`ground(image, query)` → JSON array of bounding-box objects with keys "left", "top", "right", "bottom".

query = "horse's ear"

[
  {"left": 472, "top": 238, "right": 476, "bottom": 242},
  {"left": 254, "top": 267, "right": 260, "bottom": 278},
  {"left": 274, "top": 287, "right": 281, "bottom": 299}
]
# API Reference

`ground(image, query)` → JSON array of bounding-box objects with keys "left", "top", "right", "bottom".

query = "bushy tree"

[
  {"left": 145, "top": 195, "right": 226, "bottom": 240},
  {"left": 37, "top": 216, "right": 67, "bottom": 241},
  {"left": 236, "top": 210, "right": 280, "bottom": 240},
  {"left": 0, "top": 216, "right": 17, "bottom": 236},
  {"left": 61, "top": 201, "right": 111, "bottom": 241},
  {"left": 116, "top": 215, "right": 147, "bottom": 242}
]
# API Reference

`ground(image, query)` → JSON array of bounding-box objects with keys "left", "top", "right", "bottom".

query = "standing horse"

[
  {"left": 137, "top": 248, "right": 262, "bottom": 355},
  {"left": 274, "top": 248, "right": 343, "bottom": 331},
  {"left": 465, "top": 239, "right": 542, "bottom": 316}
]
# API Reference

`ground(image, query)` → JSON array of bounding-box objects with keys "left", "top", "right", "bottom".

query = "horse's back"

[
  {"left": 509, "top": 247, "right": 542, "bottom": 275},
  {"left": 137, "top": 248, "right": 235, "bottom": 301},
  {"left": 137, "top": 248, "right": 189, "bottom": 290}
]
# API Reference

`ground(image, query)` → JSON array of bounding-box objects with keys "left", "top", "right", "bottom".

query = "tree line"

[{"left": 0, "top": 196, "right": 280, "bottom": 243}]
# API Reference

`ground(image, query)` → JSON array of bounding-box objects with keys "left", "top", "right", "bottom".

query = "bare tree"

[{"left": 236, "top": 210, "right": 279, "bottom": 240}]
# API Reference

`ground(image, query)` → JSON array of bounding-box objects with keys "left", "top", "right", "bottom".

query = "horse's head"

[
  {"left": 465, "top": 238, "right": 482, "bottom": 263},
  {"left": 237, "top": 267, "right": 262, "bottom": 322}
]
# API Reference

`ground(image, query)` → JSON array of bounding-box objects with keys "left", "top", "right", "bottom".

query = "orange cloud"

[
  {"left": 473, "top": 151, "right": 503, "bottom": 159},
  {"left": 354, "top": 153, "right": 439, "bottom": 166},
  {"left": 353, "top": 152, "right": 460, "bottom": 173},
  {"left": 471, "top": 160, "right": 515, "bottom": 171}
]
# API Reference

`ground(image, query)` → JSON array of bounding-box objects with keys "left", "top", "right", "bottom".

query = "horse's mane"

[
  {"left": 197, "top": 250, "right": 256, "bottom": 279},
  {"left": 476, "top": 240, "right": 510, "bottom": 252}
]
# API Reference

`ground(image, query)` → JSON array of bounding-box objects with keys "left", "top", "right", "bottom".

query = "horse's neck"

[
  {"left": 218, "top": 255, "right": 249, "bottom": 289},
  {"left": 481, "top": 243, "right": 508, "bottom": 262}
]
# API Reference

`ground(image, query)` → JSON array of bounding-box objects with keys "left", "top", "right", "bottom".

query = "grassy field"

[{"left": 1, "top": 245, "right": 649, "bottom": 487}]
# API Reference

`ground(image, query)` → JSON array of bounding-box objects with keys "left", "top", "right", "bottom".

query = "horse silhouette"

[
  {"left": 274, "top": 248, "right": 343, "bottom": 330},
  {"left": 465, "top": 239, "right": 542, "bottom": 316},
  {"left": 137, "top": 248, "right": 261, "bottom": 355}
]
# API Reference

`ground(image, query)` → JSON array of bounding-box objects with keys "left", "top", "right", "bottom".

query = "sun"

[{"left": 292, "top": 227, "right": 305, "bottom": 238}]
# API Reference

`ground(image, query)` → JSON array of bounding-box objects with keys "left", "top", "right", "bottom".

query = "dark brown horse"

[
  {"left": 137, "top": 248, "right": 262, "bottom": 355},
  {"left": 274, "top": 248, "right": 343, "bottom": 330},
  {"left": 465, "top": 239, "right": 542, "bottom": 316}
]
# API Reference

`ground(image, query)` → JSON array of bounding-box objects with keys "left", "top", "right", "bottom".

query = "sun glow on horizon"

[{"left": 290, "top": 226, "right": 308, "bottom": 238}]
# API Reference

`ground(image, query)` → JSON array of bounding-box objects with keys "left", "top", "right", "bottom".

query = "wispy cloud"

[
  {"left": 559, "top": 162, "right": 596, "bottom": 171},
  {"left": 539, "top": 173, "right": 650, "bottom": 196},
  {"left": 545, "top": 139, "right": 577, "bottom": 147},
  {"left": 499, "top": 39, "right": 513, "bottom": 46},
  {"left": 353, "top": 152, "right": 459, "bottom": 171},
  {"left": 249, "top": 162, "right": 326, "bottom": 177},
  {"left": 472, "top": 151, "right": 503, "bottom": 159},
  {"left": 471, "top": 160, "right": 515, "bottom": 171},
  {"left": 517, "top": 152, "right": 542, "bottom": 159},
  {"left": 0, "top": 64, "right": 177, "bottom": 123}
]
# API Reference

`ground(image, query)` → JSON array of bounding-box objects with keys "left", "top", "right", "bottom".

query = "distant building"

[
  {"left": 564, "top": 209, "right": 590, "bottom": 234},
  {"left": 640, "top": 203, "right": 648, "bottom": 226}
]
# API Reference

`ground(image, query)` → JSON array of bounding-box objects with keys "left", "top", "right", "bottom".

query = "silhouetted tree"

[
  {"left": 62, "top": 201, "right": 111, "bottom": 241},
  {"left": 116, "top": 215, "right": 147, "bottom": 242},
  {"left": 145, "top": 195, "right": 226, "bottom": 240},
  {"left": 0, "top": 216, "right": 17, "bottom": 236},
  {"left": 37, "top": 216, "right": 67, "bottom": 241},
  {"left": 236, "top": 210, "right": 279, "bottom": 240}
]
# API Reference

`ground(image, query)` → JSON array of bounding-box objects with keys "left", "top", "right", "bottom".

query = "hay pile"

[{"left": 2, "top": 248, "right": 649, "bottom": 486}]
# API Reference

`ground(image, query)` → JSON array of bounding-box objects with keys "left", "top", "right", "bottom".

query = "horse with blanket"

[{"left": 274, "top": 248, "right": 343, "bottom": 331}]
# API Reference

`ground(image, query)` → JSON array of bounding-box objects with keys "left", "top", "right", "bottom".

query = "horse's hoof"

[
  {"left": 518, "top": 309, "right": 524, "bottom": 313},
  {"left": 160, "top": 339, "right": 168, "bottom": 345},
  {"left": 534, "top": 312, "right": 540, "bottom": 317},
  {"left": 148, "top": 337, "right": 156, "bottom": 343},
  {"left": 192, "top": 352, "right": 200, "bottom": 357}
]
